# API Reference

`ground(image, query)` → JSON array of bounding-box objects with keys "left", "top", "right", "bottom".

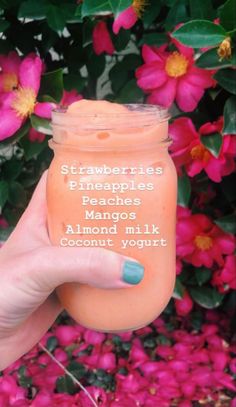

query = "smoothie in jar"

[{"left": 47, "top": 100, "right": 177, "bottom": 332}]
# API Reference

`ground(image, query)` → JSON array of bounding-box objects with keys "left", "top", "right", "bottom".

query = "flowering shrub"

[{"left": 0, "top": 0, "right": 235, "bottom": 404}]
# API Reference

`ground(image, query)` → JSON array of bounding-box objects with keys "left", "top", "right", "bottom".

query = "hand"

[{"left": 0, "top": 171, "right": 144, "bottom": 370}]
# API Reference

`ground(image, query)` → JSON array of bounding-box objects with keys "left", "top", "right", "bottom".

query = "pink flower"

[
  {"left": 174, "top": 290, "right": 193, "bottom": 317},
  {"left": 0, "top": 52, "right": 54, "bottom": 141},
  {"left": 212, "top": 255, "right": 236, "bottom": 292},
  {"left": 169, "top": 117, "right": 236, "bottom": 182},
  {"left": 28, "top": 127, "right": 45, "bottom": 143},
  {"left": 136, "top": 42, "right": 213, "bottom": 112},
  {"left": 0, "top": 51, "right": 21, "bottom": 92},
  {"left": 112, "top": 1, "right": 146, "bottom": 34},
  {"left": 177, "top": 211, "right": 235, "bottom": 268},
  {"left": 60, "top": 89, "right": 83, "bottom": 106},
  {"left": 92, "top": 21, "right": 115, "bottom": 55}
]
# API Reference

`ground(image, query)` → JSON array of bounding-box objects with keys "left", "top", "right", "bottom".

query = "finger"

[
  {"left": 18, "top": 170, "right": 48, "bottom": 231},
  {"left": 29, "top": 246, "right": 145, "bottom": 290},
  {"left": 0, "top": 294, "right": 62, "bottom": 371}
]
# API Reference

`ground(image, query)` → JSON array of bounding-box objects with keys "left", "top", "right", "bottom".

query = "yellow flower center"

[
  {"left": 195, "top": 235, "right": 213, "bottom": 251},
  {"left": 217, "top": 37, "right": 231, "bottom": 61},
  {"left": 190, "top": 144, "right": 210, "bottom": 162},
  {"left": 2, "top": 73, "right": 18, "bottom": 92},
  {"left": 149, "top": 387, "right": 156, "bottom": 395},
  {"left": 132, "top": 0, "right": 147, "bottom": 17},
  {"left": 11, "top": 87, "right": 36, "bottom": 118},
  {"left": 165, "top": 51, "right": 189, "bottom": 78}
]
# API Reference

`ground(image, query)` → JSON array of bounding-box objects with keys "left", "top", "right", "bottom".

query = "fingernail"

[{"left": 122, "top": 261, "right": 144, "bottom": 285}]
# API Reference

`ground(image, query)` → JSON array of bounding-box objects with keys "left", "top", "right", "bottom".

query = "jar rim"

[{"left": 52, "top": 103, "right": 170, "bottom": 129}]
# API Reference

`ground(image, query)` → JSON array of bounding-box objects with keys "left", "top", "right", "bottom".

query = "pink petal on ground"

[
  {"left": 112, "top": 6, "right": 137, "bottom": 34},
  {"left": 92, "top": 21, "right": 115, "bottom": 55},
  {"left": 0, "top": 51, "right": 21, "bottom": 74},
  {"left": 142, "top": 44, "right": 166, "bottom": 63},
  {"left": 185, "top": 66, "right": 214, "bottom": 88},
  {"left": 176, "top": 79, "right": 204, "bottom": 112},
  {"left": 0, "top": 108, "right": 23, "bottom": 141},
  {"left": 34, "top": 102, "right": 56, "bottom": 118},
  {"left": 147, "top": 78, "right": 177, "bottom": 108},
  {"left": 19, "top": 54, "right": 43, "bottom": 94},
  {"left": 136, "top": 63, "right": 167, "bottom": 90}
]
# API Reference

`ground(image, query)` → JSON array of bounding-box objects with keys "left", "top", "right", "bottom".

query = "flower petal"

[
  {"left": 60, "top": 90, "right": 83, "bottom": 106},
  {"left": 112, "top": 6, "right": 137, "bottom": 34},
  {"left": 0, "top": 51, "right": 21, "bottom": 75},
  {"left": 142, "top": 44, "right": 166, "bottom": 64},
  {"left": 93, "top": 21, "right": 115, "bottom": 55},
  {"left": 147, "top": 78, "right": 177, "bottom": 108},
  {"left": 19, "top": 54, "right": 43, "bottom": 95},
  {"left": 176, "top": 80, "right": 204, "bottom": 112},
  {"left": 136, "top": 63, "right": 167, "bottom": 90},
  {"left": 185, "top": 66, "right": 213, "bottom": 88},
  {"left": 34, "top": 102, "right": 56, "bottom": 118},
  {"left": 0, "top": 109, "right": 23, "bottom": 141}
]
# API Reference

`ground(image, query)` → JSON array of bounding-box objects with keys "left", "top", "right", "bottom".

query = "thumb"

[{"left": 30, "top": 246, "right": 145, "bottom": 290}]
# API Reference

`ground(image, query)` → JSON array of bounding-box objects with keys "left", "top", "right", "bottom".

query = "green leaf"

[
  {"left": 115, "top": 79, "right": 144, "bottom": 103},
  {"left": 214, "top": 69, "right": 236, "bottom": 95},
  {"left": 30, "top": 115, "right": 52, "bottom": 135},
  {"left": 177, "top": 173, "right": 191, "bottom": 207},
  {"left": 18, "top": 0, "right": 48, "bottom": 18},
  {"left": 112, "top": 28, "right": 131, "bottom": 51},
  {"left": 223, "top": 96, "right": 236, "bottom": 134},
  {"left": 219, "top": 0, "right": 236, "bottom": 31},
  {"left": 8, "top": 182, "right": 27, "bottom": 208},
  {"left": 189, "top": 286, "right": 225, "bottom": 309},
  {"left": 64, "top": 74, "right": 86, "bottom": 93},
  {"left": 189, "top": 0, "right": 215, "bottom": 19},
  {"left": 56, "top": 376, "right": 76, "bottom": 395},
  {"left": 215, "top": 214, "right": 236, "bottom": 234},
  {"left": 20, "top": 138, "right": 48, "bottom": 161},
  {"left": 39, "top": 69, "right": 63, "bottom": 103},
  {"left": 165, "top": 2, "right": 189, "bottom": 31},
  {"left": 81, "top": 0, "right": 112, "bottom": 17},
  {"left": 108, "top": 0, "right": 132, "bottom": 16},
  {"left": 2, "top": 159, "right": 23, "bottom": 181},
  {"left": 0, "top": 227, "right": 14, "bottom": 242},
  {"left": 86, "top": 52, "right": 106, "bottom": 78},
  {"left": 196, "top": 48, "right": 236, "bottom": 70},
  {"left": 173, "top": 277, "right": 184, "bottom": 299},
  {"left": 143, "top": 0, "right": 161, "bottom": 26},
  {"left": 0, "top": 19, "right": 9, "bottom": 32},
  {"left": 46, "top": 5, "right": 66, "bottom": 32},
  {"left": 200, "top": 132, "right": 222, "bottom": 158},
  {"left": 67, "top": 361, "right": 86, "bottom": 380},
  {"left": 0, "top": 181, "right": 9, "bottom": 209},
  {"left": 172, "top": 20, "right": 227, "bottom": 47},
  {"left": 46, "top": 336, "right": 58, "bottom": 352},
  {"left": 195, "top": 268, "right": 212, "bottom": 286},
  {"left": 18, "top": 366, "right": 32, "bottom": 388},
  {"left": 140, "top": 33, "right": 168, "bottom": 46}
]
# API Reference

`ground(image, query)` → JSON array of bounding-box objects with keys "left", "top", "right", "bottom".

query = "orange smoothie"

[{"left": 47, "top": 100, "right": 177, "bottom": 332}]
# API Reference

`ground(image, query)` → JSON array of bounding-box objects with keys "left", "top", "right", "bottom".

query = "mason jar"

[{"left": 47, "top": 103, "right": 177, "bottom": 332}]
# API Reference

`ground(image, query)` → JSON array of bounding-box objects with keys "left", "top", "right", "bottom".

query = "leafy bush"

[{"left": 0, "top": 0, "right": 235, "bottom": 317}]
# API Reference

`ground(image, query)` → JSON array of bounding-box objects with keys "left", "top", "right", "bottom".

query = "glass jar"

[{"left": 47, "top": 103, "right": 177, "bottom": 332}]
